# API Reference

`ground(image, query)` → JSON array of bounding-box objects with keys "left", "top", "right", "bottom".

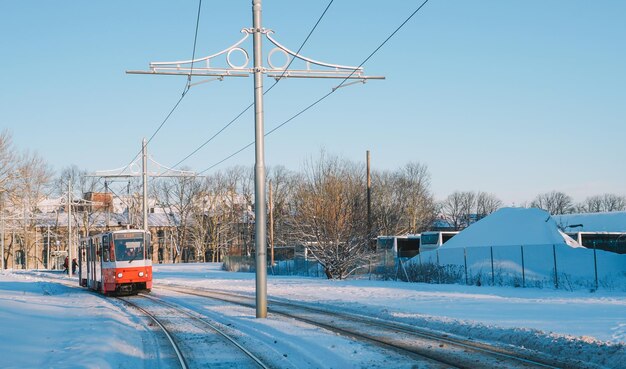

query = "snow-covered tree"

[{"left": 292, "top": 152, "right": 370, "bottom": 279}]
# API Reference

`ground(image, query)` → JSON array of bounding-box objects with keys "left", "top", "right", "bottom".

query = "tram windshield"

[{"left": 114, "top": 234, "right": 145, "bottom": 262}]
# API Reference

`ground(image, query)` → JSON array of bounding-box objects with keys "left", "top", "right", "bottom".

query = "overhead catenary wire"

[
  {"left": 121, "top": 0, "right": 203, "bottom": 175},
  {"left": 200, "top": 0, "right": 431, "bottom": 174},
  {"left": 165, "top": 0, "right": 335, "bottom": 171}
]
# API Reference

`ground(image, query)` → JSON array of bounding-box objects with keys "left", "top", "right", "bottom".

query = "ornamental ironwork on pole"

[
  {"left": 127, "top": 0, "right": 384, "bottom": 319},
  {"left": 87, "top": 139, "right": 200, "bottom": 232}
]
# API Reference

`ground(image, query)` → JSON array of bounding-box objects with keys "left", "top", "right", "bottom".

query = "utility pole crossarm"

[{"left": 126, "top": 27, "right": 385, "bottom": 83}]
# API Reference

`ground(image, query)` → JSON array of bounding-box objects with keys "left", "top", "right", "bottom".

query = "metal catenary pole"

[
  {"left": 252, "top": 0, "right": 268, "bottom": 319},
  {"left": 127, "top": 0, "right": 383, "bottom": 318},
  {"left": 68, "top": 180, "right": 73, "bottom": 277},
  {"left": 269, "top": 179, "right": 274, "bottom": 267},
  {"left": 142, "top": 138, "right": 149, "bottom": 234}
]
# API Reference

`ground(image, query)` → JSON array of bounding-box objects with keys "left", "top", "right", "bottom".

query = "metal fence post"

[
  {"left": 490, "top": 246, "right": 495, "bottom": 286},
  {"left": 552, "top": 244, "right": 559, "bottom": 289},
  {"left": 436, "top": 250, "right": 441, "bottom": 284},
  {"left": 400, "top": 259, "right": 410, "bottom": 282},
  {"left": 593, "top": 241, "right": 598, "bottom": 290},
  {"left": 464, "top": 247, "right": 468, "bottom": 285},
  {"left": 520, "top": 245, "right": 526, "bottom": 288}
]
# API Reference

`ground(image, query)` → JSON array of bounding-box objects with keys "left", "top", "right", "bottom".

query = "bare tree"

[
  {"left": 55, "top": 166, "right": 105, "bottom": 237},
  {"left": 267, "top": 166, "right": 300, "bottom": 246},
  {"left": 476, "top": 192, "right": 502, "bottom": 220},
  {"left": 371, "top": 170, "right": 403, "bottom": 236},
  {"left": 292, "top": 153, "right": 370, "bottom": 279},
  {"left": 440, "top": 190, "right": 501, "bottom": 230},
  {"left": 155, "top": 173, "right": 204, "bottom": 262},
  {"left": 187, "top": 178, "right": 212, "bottom": 262},
  {"left": 7, "top": 151, "right": 53, "bottom": 268},
  {"left": 0, "top": 130, "right": 15, "bottom": 196},
  {"left": 399, "top": 163, "right": 437, "bottom": 233},
  {"left": 372, "top": 162, "right": 436, "bottom": 236},
  {"left": 0, "top": 130, "right": 15, "bottom": 267},
  {"left": 531, "top": 191, "right": 574, "bottom": 215},
  {"left": 579, "top": 194, "right": 626, "bottom": 213},
  {"left": 441, "top": 192, "right": 468, "bottom": 230}
]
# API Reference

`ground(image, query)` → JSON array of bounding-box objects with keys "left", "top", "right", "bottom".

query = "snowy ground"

[{"left": 1, "top": 263, "right": 624, "bottom": 368}]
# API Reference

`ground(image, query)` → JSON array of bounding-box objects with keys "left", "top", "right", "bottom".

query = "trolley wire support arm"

[{"left": 126, "top": 27, "right": 384, "bottom": 87}]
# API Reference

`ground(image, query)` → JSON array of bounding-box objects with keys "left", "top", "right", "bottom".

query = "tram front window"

[{"left": 115, "top": 238, "right": 144, "bottom": 262}]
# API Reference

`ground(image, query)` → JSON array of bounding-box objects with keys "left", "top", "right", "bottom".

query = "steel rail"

[
  {"left": 117, "top": 297, "right": 189, "bottom": 369},
  {"left": 131, "top": 294, "right": 270, "bottom": 369},
  {"left": 160, "top": 285, "right": 567, "bottom": 369}
]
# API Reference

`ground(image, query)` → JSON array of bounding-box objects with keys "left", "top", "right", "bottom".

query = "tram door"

[
  {"left": 88, "top": 238, "right": 96, "bottom": 289},
  {"left": 94, "top": 236, "right": 102, "bottom": 291},
  {"left": 78, "top": 240, "right": 86, "bottom": 287}
]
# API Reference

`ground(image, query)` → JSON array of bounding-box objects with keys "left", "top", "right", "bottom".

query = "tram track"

[
  {"left": 23, "top": 271, "right": 602, "bottom": 368},
  {"left": 158, "top": 284, "right": 586, "bottom": 369},
  {"left": 117, "top": 294, "right": 272, "bottom": 369},
  {"left": 117, "top": 296, "right": 189, "bottom": 369}
]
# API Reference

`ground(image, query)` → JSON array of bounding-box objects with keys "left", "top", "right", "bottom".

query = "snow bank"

[{"left": 443, "top": 207, "right": 581, "bottom": 249}]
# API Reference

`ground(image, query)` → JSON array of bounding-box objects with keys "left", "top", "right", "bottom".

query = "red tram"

[{"left": 78, "top": 230, "right": 152, "bottom": 295}]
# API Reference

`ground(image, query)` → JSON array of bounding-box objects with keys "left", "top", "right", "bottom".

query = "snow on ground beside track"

[
  {"left": 0, "top": 271, "right": 151, "bottom": 369},
  {"left": 154, "top": 262, "right": 626, "bottom": 368},
  {"left": 1, "top": 264, "right": 624, "bottom": 368}
]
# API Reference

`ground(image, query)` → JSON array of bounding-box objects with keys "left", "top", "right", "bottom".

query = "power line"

[
  {"left": 122, "top": 0, "right": 203, "bottom": 174},
  {"left": 166, "top": 0, "right": 335, "bottom": 171},
  {"left": 200, "top": 0, "right": 431, "bottom": 173}
]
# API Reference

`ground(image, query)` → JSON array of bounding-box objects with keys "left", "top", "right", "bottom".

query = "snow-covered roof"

[
  {"left": 442, "top": 207, "right": 581, "bottom": 249},
  {"left": 27, "top": 212, "right": 181, "bottom": 228},
  {"left": 553, "top": 211, "right": 626, "bottom": 233}
]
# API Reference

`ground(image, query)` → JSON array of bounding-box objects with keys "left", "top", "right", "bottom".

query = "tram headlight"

[
  {"left": 138, "top": 271, "right": 144, "bottom": 277},
  {"left": 117, "top": 272, "right": 123, "bottom": 278}
]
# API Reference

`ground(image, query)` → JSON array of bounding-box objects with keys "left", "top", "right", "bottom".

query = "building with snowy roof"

[{"left": 553, "top": 211, "right": 626, "bottom": 254}]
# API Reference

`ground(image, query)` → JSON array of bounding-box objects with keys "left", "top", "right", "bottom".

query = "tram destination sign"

[{"left": 114, "top": 232, "right": 144, "bottom": 240}]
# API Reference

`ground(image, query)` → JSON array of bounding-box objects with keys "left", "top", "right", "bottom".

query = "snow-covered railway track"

[
  {"left": 160, "top": 285, "right": 574, "bottom": 369},
  {"left": 118, "top": 294, "right": 271, "bottom": 369},
  {"left": 117, "top": 296, "right": 189, "bottom": 369}
]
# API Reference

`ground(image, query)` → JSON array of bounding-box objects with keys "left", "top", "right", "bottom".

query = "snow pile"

[
  {"left": 414, "top": 208, "right": 626, "bottom": 290},
  {"left": 443, "top": 207, "right": 581, "bottom": 249}
]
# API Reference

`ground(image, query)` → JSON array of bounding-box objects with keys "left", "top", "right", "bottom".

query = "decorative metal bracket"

[
  {"left": 127, "top": 28, "right": 385, "bottom": 85},
  {"left": 90, "top": 157, "right": 199, "bottom": 178}
]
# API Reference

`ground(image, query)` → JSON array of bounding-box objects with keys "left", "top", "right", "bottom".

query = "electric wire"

[
  {"left": 165, "top": 0, "right": 335, "bottom": 172},
  {"left": 200, "top": 0, "right": 431, "bottom": 173},
  {"left": 121, "top": 0, "right": 203, "bottom": 175}
]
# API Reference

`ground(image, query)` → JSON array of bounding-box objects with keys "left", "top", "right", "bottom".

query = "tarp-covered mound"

[{"left": 442, "top": 207, "right": 581, "bottom": 249}]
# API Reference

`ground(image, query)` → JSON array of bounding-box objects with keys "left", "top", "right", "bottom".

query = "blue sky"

[{"left": 1, "top": 1, "right": 625, "bottom": 205}]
